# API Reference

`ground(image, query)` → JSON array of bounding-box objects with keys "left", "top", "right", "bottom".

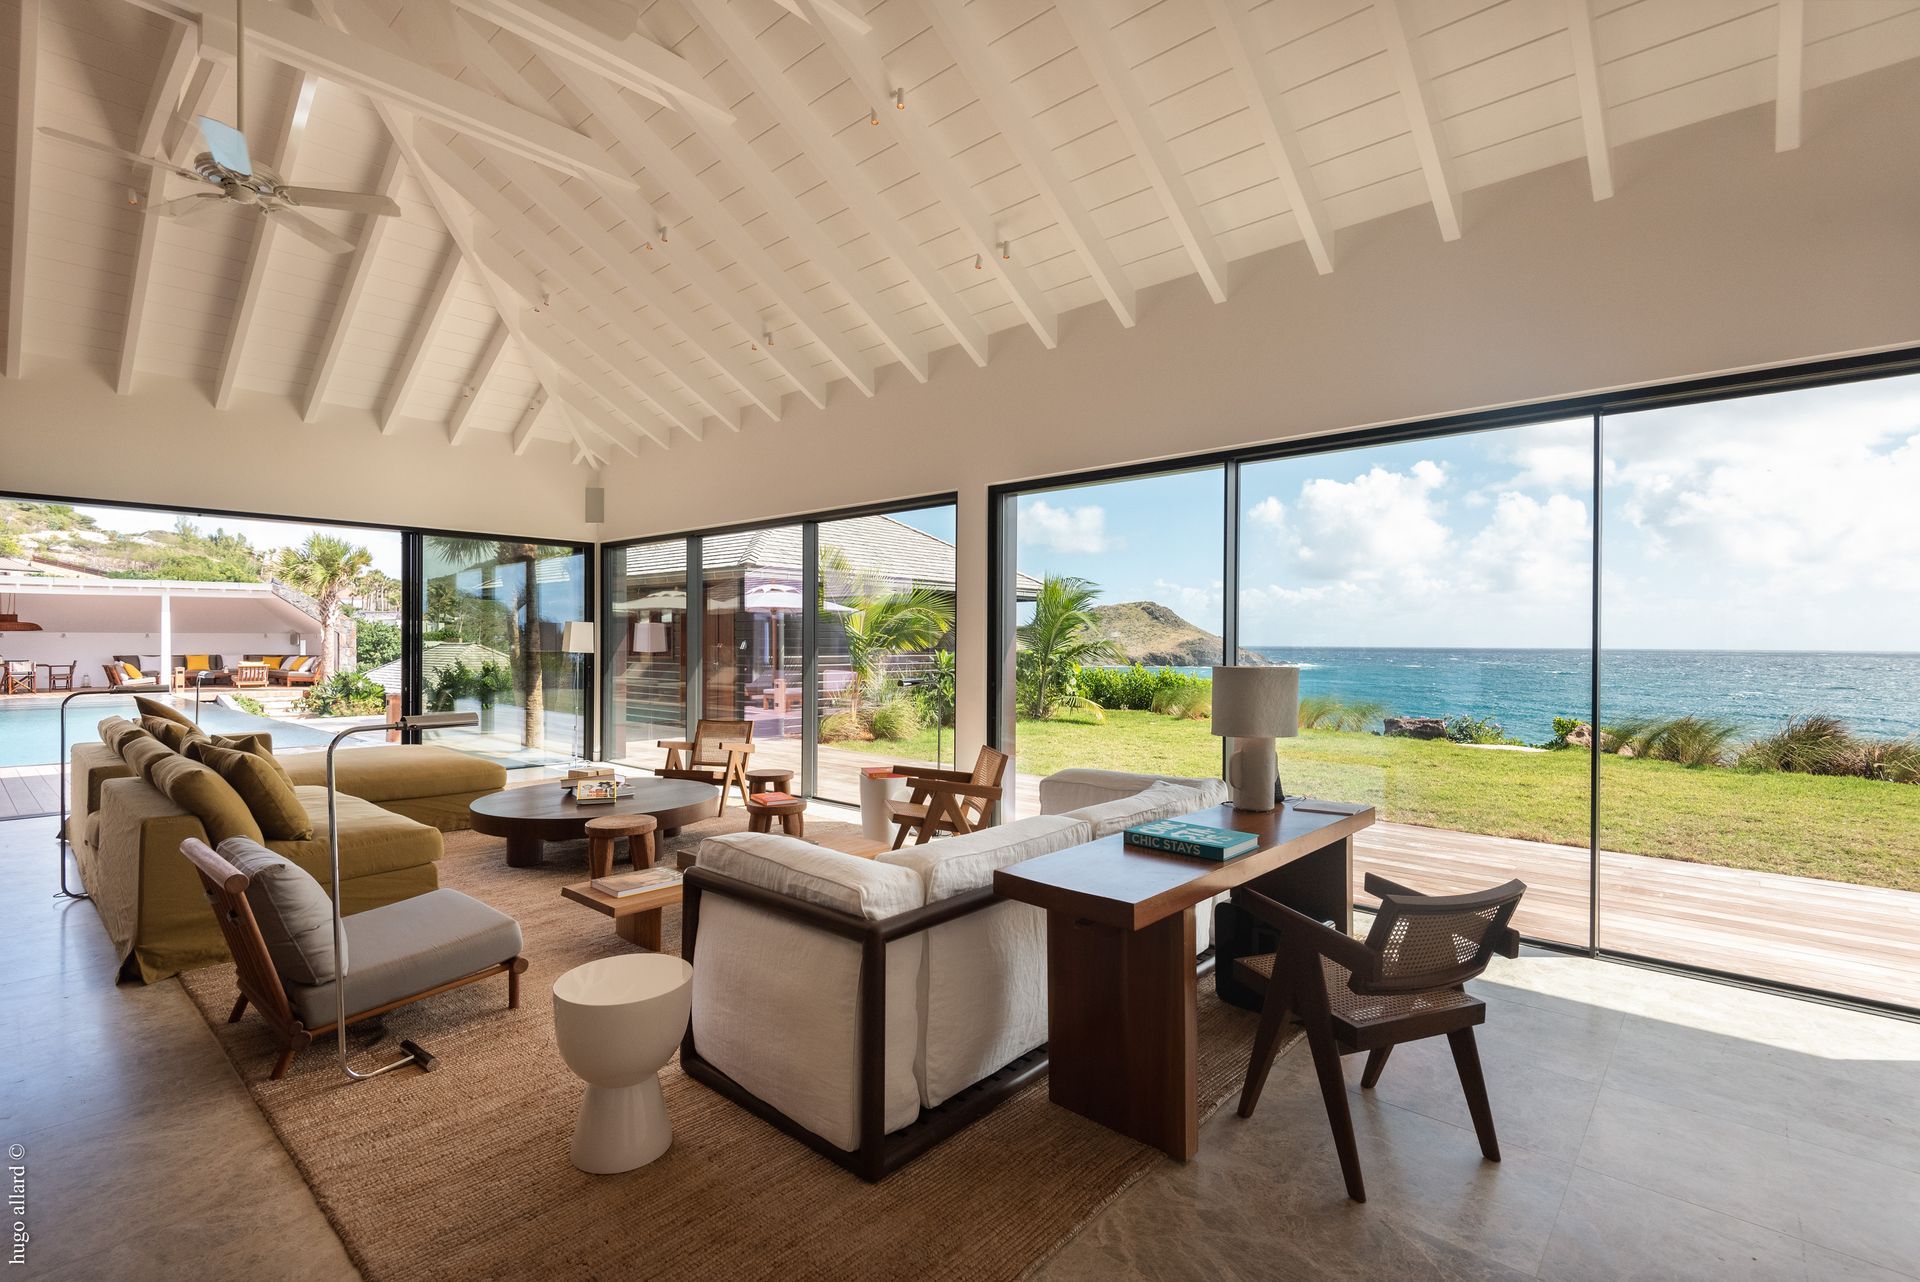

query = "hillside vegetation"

[{"left": 1089, "top": 600, "right": 1269, "bottom": 668}]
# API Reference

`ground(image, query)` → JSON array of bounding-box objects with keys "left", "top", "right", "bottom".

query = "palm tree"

[
  {"left": 1017, "top": 574, "right": 1122, "bottom": 719},
  {"left": 426, "top": 538, "right": 565, "bottom": 752},
  {"left": 839, "top": 586, "right": 954, "bottom": 714},
  {"left": 273, "top": 534, "right": 372, "bottom": 680}
]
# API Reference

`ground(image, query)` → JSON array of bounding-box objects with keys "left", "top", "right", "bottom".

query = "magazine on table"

[
  {"left": 590, "top": 868, "right": 684, "bottom": 898},
  {"left": 570, "top": 778, "right": 623, "bottom": 803}
]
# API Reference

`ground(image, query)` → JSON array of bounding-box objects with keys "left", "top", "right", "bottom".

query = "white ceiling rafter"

[
  {"left": 1776, "top": 0, "right": 1806, "bottom": 153},
  {"left": 1374, "top": 0, "right": 1462, "bottom": 242},
  {"left": 562, "top": 66, "right": 866, "bottom": 400},
  {"left": 378, "top": 244, "right": 464, "bottom": 433},
  {"left": 1054, "top": 0, "right": 1230, "bottom": 304},
  {"left": 539, "top": 295, "right": 689, "bottom": 445},
  {"left": 5, "top": 0, "right": 40, "bottom": 380},
  {"left": 115, "top": 20, "right": 198, "bottom": 395},
  {"left": 796, "top": 0, "right": 1058, "bottom": 352},
  {"left": 447, "top": 320, "right": 507, "bottom": 445},
  {"left": 520, "top": 300, "right": 673, "bottom": 448},
  {"left": 916, "top": 0, "right": 1136, "bottom": 327},
  {"left": 771, "top": 0, "right": 868, "bottom": 36},
  {"left": 1202, "top": 0, "right": 1334, "bottom": 275},
  {"left": 509, "top": 385, "right": 547, "bottom": 454},
  {"left": 689, "top": 0, "right": 992, "bottom": 365},
  {"left": 213, "top": 71, "right": 319, "bottom": 411},
  {"left": 301, "top": 143, "right": 404, "bottom": 421},
  {"left": 1563, "top": 0, "right": 1613, "bottom": 201}
]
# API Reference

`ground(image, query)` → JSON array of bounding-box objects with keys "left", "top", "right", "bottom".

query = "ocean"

[{"left": 1156, "top": 648, "right": 1920, "bottom": 745}]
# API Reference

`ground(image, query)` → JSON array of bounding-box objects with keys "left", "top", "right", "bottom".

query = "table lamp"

[{"left": 1210, "top": 666, "right": 1300, "bottom": 811}]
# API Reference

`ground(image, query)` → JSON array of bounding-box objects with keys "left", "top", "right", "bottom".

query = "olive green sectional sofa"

[{"left": 70, "top": 699, "right": 507, "bottom": 982}]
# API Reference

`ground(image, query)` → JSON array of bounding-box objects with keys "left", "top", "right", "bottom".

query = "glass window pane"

[
  {"left": 1600, "top": 375, "right": 1920, "bottom": 1006},
  {"left": 1239, "top": 421, "right": 1594, "bottom": 947},
  {"left": 604, "top": 539, "right": 689, "bottom": 764},
  {"left": 420, "top": 536, "right": 588, "bottom": 765},
  {"left": 814, "top": 505, "right": 959, "bottom": 804},
  {"left": 698, "top": 526, "right": 804, "bottom": 775},
  {"left": 1007, "top": 469, "right": 1227, "bottom": 818}
]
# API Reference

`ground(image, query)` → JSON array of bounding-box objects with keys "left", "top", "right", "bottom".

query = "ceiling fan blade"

[
  {"left": 37, "top": 127, "right": 210, "bottom": 184},
  {"left": 196, "top": 115, "right": 253, "bottom": 176},
  {"left": 276, "top": 186, "right": 401, "bottom": 217},
  {"left": 267, "top": 207, "right": 356, "bottom": 255},
  {"left": 153, "top": 191, "right": 228, "bottom": 218}
]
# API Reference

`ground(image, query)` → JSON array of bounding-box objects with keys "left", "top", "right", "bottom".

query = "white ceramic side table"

[
  {"left": 552, "top": 954, "right": 694, "bottom": 1174},
  {"left": 858, "top": 769, "right": 909, "bottom": 842}
]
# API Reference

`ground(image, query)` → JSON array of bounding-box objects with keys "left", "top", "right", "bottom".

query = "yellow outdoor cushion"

[
  {"left": 185, "top": 655, "right": 210, "bottom": 672},
  {"left": 258, "top": 655, "right": 285, "bottom": 670},
  {"left": 193, "top": 742, "right": 313, "bottom": 841},
  {"left": 122, "top": 663, "right": 143, "bottom": 681},
  {"left": 148, "top": 752, "right": 263, "bottom": 845},
  {"left": 133, "top": 695, "right": 193, "bottom": 727}
]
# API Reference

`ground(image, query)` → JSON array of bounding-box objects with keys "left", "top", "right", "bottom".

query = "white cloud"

[
  {"left": 1464, "top": 492, "right": 1591, "bottom": 599},
  {"left": 1152, "top": 578, "right": 1222, "bottom": 621},
  {"left": 1019, "top": 499, "right": 1122, "bottom": 554},
  {"left": 1255, "top": 460, "right": 1450, "bottom": 585}
]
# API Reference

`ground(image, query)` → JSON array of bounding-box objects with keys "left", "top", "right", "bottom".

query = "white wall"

[
  {"left": 0, "top": 359, "right": 599, "bottom": 543},
  {"left": 597, "top": 65, "right": 1920, "bottom": 764}
]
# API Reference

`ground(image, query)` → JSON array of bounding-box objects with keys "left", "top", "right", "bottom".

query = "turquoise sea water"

[{"left": 1160, "top": 648, "right": 1920, "bottom": 745}]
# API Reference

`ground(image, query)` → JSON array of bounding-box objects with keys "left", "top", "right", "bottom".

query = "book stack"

[
  {"left": 590, "top": 868, "right": 683, "bottom": 898},
  {"left": 1123, "top": 818, "right": 1259, "bottom": 861},
  {"left": 567, "top": 766, "right": 615, "bottom": 782},
  {"left": 753, "top": 791, "right": 800, "bottom": 805}
]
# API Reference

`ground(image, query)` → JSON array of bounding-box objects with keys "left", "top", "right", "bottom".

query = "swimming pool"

[{"left": 0, "top": 695, "right": 337, "bottom": 767}]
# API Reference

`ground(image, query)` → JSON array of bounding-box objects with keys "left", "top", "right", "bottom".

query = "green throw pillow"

[
  {"left": 133, "top": 695, "right": 194, "bottom": 728},
  {"left": 188, "top": 734, "right": 292, "bottom": 782},
  {"left": 192, "top": 743, "right": 313, "bottom": 841},
  {"left": 142, "top": 716, "right": 208, "bottom": 755},
  {"left": 120, "top": 734, "right": 177, "bottom": 785},
  {"left": 148, "top": 752, "right": 264, "bottom": 845}
]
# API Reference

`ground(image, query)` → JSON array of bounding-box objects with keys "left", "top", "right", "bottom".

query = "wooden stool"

[
  {"left": 745, "top": 795, "right": 805, "bottom": 838},
  {"left": 745, "top": 767, "right": 794, "bottom": 797},
  {"left": 586, "top": 814, "right": 659, "bottom": 881}
]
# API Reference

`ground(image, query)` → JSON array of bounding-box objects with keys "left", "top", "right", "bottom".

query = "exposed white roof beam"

[
  {"left": 476, "top": 230, "right": 546, "bottom": 306},
  {"left": 4, "top": 0, "right": 39, "bottom": 379},
  {"left": 539, "top": 295, "right": 687, "bottom": 445},
  {"left": 488, "top": 148, "right": 779, "bottom": 425},
  {"left": 447, "top": 320, "right": 507, "bottom": 445},
  {"left": 693, "top": 0, "right": 993, "bottom": 364},
  {"left": 563, "top": 389, "right": 653, "bottom": 456},
  {"left": 919, "top": 0, "right": 1137, "bottom": 325},
  {"left": 134, "top": 0, "right": 638, "bottom": 190},
  {"left": 562, "top": 67, "right": 870, "bottom": 398},
  {"left": 1203, "top": 0, "right": 1334, "bottom": 274},
  {"left": 1775, "top": 0, "right": 1804, "bottom": 152},
  {"left": 159, "top": 54, "right": 221, "bottom": 159},
  {"left": 799, "top": 0, "right": 1057, "bottom": 351},
  {"left": 771, "top": 0, "right": 870, "bottom": 36},
  {"left": 114, "top": 21, "right": 198, "bottom": 395},
  {"left": 1563, "top": 0, "right": 1613, "bottom": 200},
  {"left": 443, "top": 0, "right": 732, "bottom": 124},
  {"left": 449, "top": 18, "right": 824, "bottom": 411},
  {"left": 510, "top": 386, "right": 547, "bottom": 454},
  {"left": 214, "top": 72, "right": 319, "bottom": 411},
  {"left": 421, "top": 129, "right": 727, "bottom": 435},
  {"left": 300, "top": 143, "right": 403, "bottom": 421},
  {"left": 520, "top": 302, "right": 672, "bottom": 449},
  {"left": 1374, "top": 0, "right": 1462, "bottom": 241},
  {"left": 1055, "top": 0, "right": 1230, "bottom": 302},
  {"left": 378, "top": 245, "right": 464, "bottom": 434}
]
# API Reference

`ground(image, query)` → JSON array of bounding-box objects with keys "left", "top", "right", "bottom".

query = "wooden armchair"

[
  {"left": 888, "top": 746, "right": 1008, "bottom": 848},
  {"left": 2, "top": 659, "right": 34, "bottom": 694},
  {"left": 1233, "top": 872, "right": 1525, "bottom": 1203},
  {"left": 656, "top": 718, "right": 755, "bottom": 814}
]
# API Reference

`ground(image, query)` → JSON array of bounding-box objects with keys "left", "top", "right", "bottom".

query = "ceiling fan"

[{"left": 37, "top": 0, "right": 399, "bottom": 255}]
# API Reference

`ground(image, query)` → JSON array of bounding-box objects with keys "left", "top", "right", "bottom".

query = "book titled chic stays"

[{"left": 1123, "top": 818, "right": 1259, "bottom": 861}]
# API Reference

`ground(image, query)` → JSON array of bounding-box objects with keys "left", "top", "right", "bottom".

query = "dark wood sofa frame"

[{"left": 679, "top": 866, "right": 1049, "bottom": 1182}]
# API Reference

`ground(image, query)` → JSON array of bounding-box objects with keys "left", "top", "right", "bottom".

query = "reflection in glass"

[{"left": 604, "top": 539, "right": 689, "bottom": 763}]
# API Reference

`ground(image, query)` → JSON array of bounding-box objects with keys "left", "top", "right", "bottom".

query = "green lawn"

[{"left": 836, "top": 711, "right": 1920, "bottom": 893}]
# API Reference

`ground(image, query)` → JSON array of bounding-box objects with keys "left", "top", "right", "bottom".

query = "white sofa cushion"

[
  {"left": 690, "top": 833, "right": 924, "bottom": 1151},
  {"left": 1038, "top": 767, "right": 1228, "bottom": 815},
  {"left": 880, "top": 815, "right": 1092, "bottom": 1107},
  {"left": 1063, "top": 779, "right": 1207, "bottom": 840}
]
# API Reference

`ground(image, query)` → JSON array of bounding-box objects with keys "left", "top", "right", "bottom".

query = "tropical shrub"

[
  {"left": 1605, "top": 715, "right": 1743, "bottom": 767},
  {"left": 1444, "top": 715, "right": 1514, "bottom": 746},
  {"left": 428, "top": 660, "right": 474, "bottom": 712},
  {"left": 818, "top": 710, "right": 867, "bottom": 743},
  {"left": 298, "top": 672, "right": 387, "bottom": 717},
  {"left": 231, "top": 694, "right": 265, "bottom": 716},
  {"left": 1149, "top": 674, "right": 1212, "bottom": 720},
  {"left": 914, "top": 649, "right": 956, "bottom": 729},
  {"left": 1075, "top": 663, "right": 1214, "bottom": 716},
  {"left": 869, "top": 698, "right": 923, "bottom": 741},
  {"left": 356, "top": 618, "right": 401, "bottom": 671},
  {"left": 475, "top": 660, "right": 515, "bottom": 708},
  {"left": 1851, "top": 738, "right": 1920, "bottom": 784},
  {"left": 1016, "top": 576, "right": 1121, "bottom": 719},
  {"left": 1299, "top": 695, "right": 1387, "bottom": 733},
  {"left": 1739, "top": 715, "right": 1854, "bottom": 775},
  {"left": 1545, "top": 716, "right": 1588, "bottom": 749}
]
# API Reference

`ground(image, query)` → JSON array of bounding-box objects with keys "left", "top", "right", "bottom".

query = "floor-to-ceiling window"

[
  {"left": 1003, "top": 469, "right": 1226, "bottom": 818},
  {"left": 1599, "top": 374, "right": 1920, "bottom": 1006},
  {"left": 419, "top": 534, "right": 590, "bottom": 766},
  {"left": 602, "top": 538, "right": 690, "bottom": 765}
]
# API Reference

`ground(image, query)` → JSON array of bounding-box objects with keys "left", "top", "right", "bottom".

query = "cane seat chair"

[
  {"left": 655, "top": 718, "right": 755, "bottom": 814},
  {"left": 1233, "top": 872, "right": 1526, "bottom": 1202},
  {"left": 888, "top": 746, "right": 1008, "bottom": 848}
]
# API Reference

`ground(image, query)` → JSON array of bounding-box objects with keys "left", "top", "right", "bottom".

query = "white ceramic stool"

[
  {"left": 858, "top": 769, "right": 909, "bottom": 842},
  {"left": 552, "top": 954, "right": 694, "bottom": 1174}
]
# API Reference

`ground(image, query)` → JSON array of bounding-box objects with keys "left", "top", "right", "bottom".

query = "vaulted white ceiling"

[{"left": 4, "top": 0, "right": 1917, "bottom": 465}]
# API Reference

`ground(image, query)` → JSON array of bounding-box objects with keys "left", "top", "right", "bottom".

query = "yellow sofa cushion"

[
  {"left": 134, "top": 695, "right": 193, "bottom": 727},
  {"left": 120, "top": 734, "right": 177, "bottom": 786},
  {"left": 258, "top": 655, "right": 285, "bottom": 670},
  {"left": 281, "top": 745, "right": 507, "bottom": 806},
  {"left": 99, "top": 717, "right": 150, "bottom": 755},
  {"left": 184, "top": 654, "right": 211, "bottom": 672},
  {"left": 142, "top": 716, "right": 208, "bottom": 755},
  {"left": 193, "top": 742, "right": 314, "bottom": 841},
  {"left": 148, "top": 752, "right": 263, "bottom": 845},
  {"left": 273, "top": 786, "right": 443, "bottom": 882}
]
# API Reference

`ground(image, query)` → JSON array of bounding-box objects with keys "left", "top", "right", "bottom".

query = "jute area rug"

[{"left": 180, "top": 815, "right": 1284, "bottom": 1282}]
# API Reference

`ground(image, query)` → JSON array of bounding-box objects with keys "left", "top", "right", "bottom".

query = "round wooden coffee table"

[{"left": 470, "top": 778, "right": 720, "bottom": 868}]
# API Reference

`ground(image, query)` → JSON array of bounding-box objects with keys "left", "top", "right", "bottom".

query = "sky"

[
  {"left": 70, "top": 505, "right": 405, "bottom": 578},
  {"left": 1015, "top": 372, "right": 1920, "bottom": 652}
]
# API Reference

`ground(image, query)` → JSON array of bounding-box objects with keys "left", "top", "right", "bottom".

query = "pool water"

[{"left": 0, "top": 695, "right": 337, "bottom": 767}]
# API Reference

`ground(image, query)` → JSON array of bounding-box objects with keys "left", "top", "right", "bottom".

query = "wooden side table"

[
  {"left": 744, "top": 767, "right": 794, "bottom": 796},
  {"left": 745, "top": 795, "right": 805, "bottom": 837},
  {"left": 586, "top": 813, "right": 659, "bottom": 880}
]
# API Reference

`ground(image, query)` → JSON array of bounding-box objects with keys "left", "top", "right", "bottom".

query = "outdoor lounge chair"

[
  {"left": 1232, "top": 872, "right": 1527, "bottom": 1203},
  {"left": 270, "top": 656, "right": 321, "bottom": 687},
  {"left": 888, "top": 746, "right": 1008, "bottom": 848},
  {"left": 102, "top": 660, "right": 161, "bottom": 690},
  {"left": 655, "top": 718, "right": 754, "bottom": 814},
  {"left": 3, "top": 659, "right": 35, "bottom": 694}
]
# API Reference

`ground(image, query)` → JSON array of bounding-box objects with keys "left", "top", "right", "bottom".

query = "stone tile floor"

[{"left": 5, "top": 810, "right": 1917, "bottom": 1280}]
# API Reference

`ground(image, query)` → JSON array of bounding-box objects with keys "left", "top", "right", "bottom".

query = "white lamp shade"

[
  {"left": 632, "top": 621, "right": 668, "bottom": 654},
  {"left": 562, "top": 621, "right": 597, "bottom": 653},
  {"left": 1210, "top": 665, "right": 1300, "bottom": 739}
]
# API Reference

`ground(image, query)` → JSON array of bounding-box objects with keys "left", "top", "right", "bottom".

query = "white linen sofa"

[{"left": 678, "top": 768, "right": 1225, "bottom": 1180}]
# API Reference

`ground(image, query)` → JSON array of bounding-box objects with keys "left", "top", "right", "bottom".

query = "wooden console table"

[{"left": 994, "top": 800, "right": 1375, "bottom": 1160}]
